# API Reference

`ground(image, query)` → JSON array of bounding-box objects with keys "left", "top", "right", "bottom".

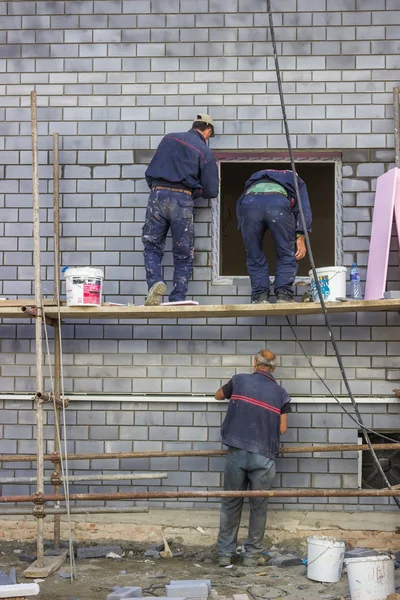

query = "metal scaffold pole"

[
  {"left": 30, "top": 90, "right": 45, "bottom": 569},
  {"left": 52, "top": 132, "right": 62, "bottom": 550}
]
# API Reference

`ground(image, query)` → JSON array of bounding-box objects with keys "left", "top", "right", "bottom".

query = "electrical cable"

[
  {"left": 266, "top": 0, "right": 400, "bottom": 508},
  {"left": 286, "top": 316, "right": 400, "bottom": 445}
]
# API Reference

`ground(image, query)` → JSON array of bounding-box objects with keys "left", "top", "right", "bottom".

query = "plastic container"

[
  {"left": 64, "top": 267, "right": 104, "bottom": 307},
  {"left": 350, "top": 263, "right": 363, "bottom": 300},
  {"left": 307, "top": 536, "right": 345, "bottom": 583},
  {"left": 309, "top": 266, "right": 347, "bottom": 302},
  {"left": 345, "top": 555, "right": 395, "bottom": 600}
]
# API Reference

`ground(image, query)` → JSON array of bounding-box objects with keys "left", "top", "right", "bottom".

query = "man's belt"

[
  {"left": 246, "top": 182, "right": 288, "bottom": 197},
  {"left": 152, "top": 185, "right": 192, "bottom": 196}
]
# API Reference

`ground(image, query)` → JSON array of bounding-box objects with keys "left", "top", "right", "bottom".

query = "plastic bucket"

[
  {"left": 65, "top": 267, "right": 104, "bottom": 307},
  {"left": 345, "top": 555, "right": 395, "bottom": 600},
  {"left": 307, "top": 536, "right": 345, "bottom": 583},
  {"left": 309, "top": 266, "right": 347, "bottom": 302}
]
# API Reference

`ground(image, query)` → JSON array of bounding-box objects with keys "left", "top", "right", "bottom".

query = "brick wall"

[
  {"left": 0, "top": 397, "right": 398, "bottom": 511},
  {"left": 0, "top": 0, "right": 400, "bottom": 511}
]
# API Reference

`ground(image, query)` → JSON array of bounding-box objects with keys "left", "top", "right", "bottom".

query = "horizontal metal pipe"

[
  {"left": 0, "top": 472, "right": 167, "bottom": 484},
  {"left": 0, "top": 506, "right": 149, "bottom": 515},
  {"left": 0, "top": 488, "right": 398, "bottom": 503},
  {"left": 0, "top": 443, "right": 398, "bottom": 464}
]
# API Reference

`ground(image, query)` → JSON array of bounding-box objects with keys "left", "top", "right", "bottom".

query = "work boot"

[
  {"left": 242, "top": 554, "right": 268, "bottom": 568},
  {"left": 144, "top": 281, "right": 167, "bottom": 306},
  {"left": 251, "top": 292, "right": 270, "bottom": 304},
  {"left": 218, "top": 555, "right": 232, "bottom": 567},
  {"left": 275, "top": 290, "right": 296, "bottom": 304}
]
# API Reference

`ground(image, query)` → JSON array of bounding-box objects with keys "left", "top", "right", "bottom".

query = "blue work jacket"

[
  {"left": 236, "top": 169, "right": 312, "bottom": 234},
  {"left": 145, "top": 129, "right": 219, "bottom": 200}
]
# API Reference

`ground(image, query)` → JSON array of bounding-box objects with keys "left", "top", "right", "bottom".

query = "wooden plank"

[
  {"left": 1, "top": 299, "right": 400, "bottom": 320},
  {"left": 0, "top": 299, "right": 56, "bottom": 307},
  {"left": 23, "top": 549, "right": 67, "bottom": 579}
]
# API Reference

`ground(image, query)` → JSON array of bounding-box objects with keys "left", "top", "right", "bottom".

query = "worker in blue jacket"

[
  {"left": 142, "top": 114, "right": 219, "bottom": 305},
  {"left": 237, "top": 169, "right": 312, "bottom": 304}
]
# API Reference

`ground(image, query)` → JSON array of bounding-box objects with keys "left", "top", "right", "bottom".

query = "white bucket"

[
  {"left": 345, "top": 555, "right": 395, "bottom": 600},
  {"left": 309, "top": 266, "right": 347, "bottom": 302},
  {"left": 65, "top": 267, "right": 104, "bottom": 307},
  {"left": 307, "top": 535, "right": 345, "bottom": 583}
]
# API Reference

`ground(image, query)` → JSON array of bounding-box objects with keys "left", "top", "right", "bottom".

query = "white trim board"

[{"left": 0, "top": 394, "right": 398, "bottom": 404}]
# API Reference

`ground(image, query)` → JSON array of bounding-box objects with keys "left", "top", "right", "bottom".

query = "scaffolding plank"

[
  {"left": 23, "top": 549, "right": 67, "bottom": 579},
  {"left": 0, "top": 299, "right": 400, "bottom": 319}
]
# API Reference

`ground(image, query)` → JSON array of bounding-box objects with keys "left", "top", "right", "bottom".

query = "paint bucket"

[
  {"left": 307, "top": 536, "right": 345, "bottom": 583},
  {"left": 65, "top": 267, "right": 104, "bottom": 307},
  {"left": 309, "top": 266, "right": 347, "bottom": 302},
  {"left": 345, "top": 555, "right": 395, "bottom": 600}
]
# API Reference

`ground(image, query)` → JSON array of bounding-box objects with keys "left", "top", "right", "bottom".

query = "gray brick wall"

[
  {"left": 1, "top": 1, "right": 400, "bottom": 512},
  {"left": 0, "top": 398, "right": 398, "bottom": 512}
]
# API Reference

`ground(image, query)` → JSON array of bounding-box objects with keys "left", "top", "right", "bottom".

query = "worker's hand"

[{"left": 295, "top": 235, "right": 306, "bottom": 260}]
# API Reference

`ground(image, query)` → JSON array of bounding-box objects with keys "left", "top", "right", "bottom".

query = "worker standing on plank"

[
  {"left": 142, "top": 114, "right": 219, "bottom": 306},
  {"left": 215, "top": 349, "right": 291, "bottom": 568},
  {"left": 237, "top": 169, "right": 312, "bottom": 304}
]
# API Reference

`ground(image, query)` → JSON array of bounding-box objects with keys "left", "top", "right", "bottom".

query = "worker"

[
  {"left": 236, "top": 169, "right": 312, "bottom": 304},
  {"left": 142, "top": 114, "right": 219, "bottom": 306},
  {"left": 215, "top": 349, "right": 291, "bottom": 568}
]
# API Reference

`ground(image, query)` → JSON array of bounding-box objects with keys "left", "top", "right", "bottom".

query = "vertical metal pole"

[
  {"left": 31, "top": 90, "right": 45, "bottom": 568},
  {"left": 394, "top": 87, "right": 400, "bottom": 169},
  {"left": 52, "top": 133, "right": 61, "bottom": 550}
]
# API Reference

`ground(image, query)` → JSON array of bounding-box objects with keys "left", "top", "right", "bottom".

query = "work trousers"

[
  {"left": 240, "top": 193, "right": 298, "bottom": 300},
  {"left": 217, "top": 447, "right": 276, "bottom": 559},
  {"left": 142, "top": 188, "right": 194, "bottom": 302}
]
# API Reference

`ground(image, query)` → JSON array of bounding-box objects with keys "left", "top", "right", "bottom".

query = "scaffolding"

[{"left": 0, "top": 91, "right": 399, "bottom": 577}]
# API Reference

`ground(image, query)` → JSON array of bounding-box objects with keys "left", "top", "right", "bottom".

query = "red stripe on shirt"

[
  {"left": 167, "top": 137, "right": 207, "bottom": 164},
  {"left": 231, "top": 394, "right": 281, "bottom": 415}
]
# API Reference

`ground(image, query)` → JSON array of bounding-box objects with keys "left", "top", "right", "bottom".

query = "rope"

[
  {"left": 266, "top": 0, "right": 400, "bottom": 509},
  {"left": 42, "top": 306, "right": 76, "bottom": 578}
]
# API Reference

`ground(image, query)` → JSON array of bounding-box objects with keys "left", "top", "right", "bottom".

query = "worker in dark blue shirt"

[
  {"left": 142, "top": 114, "right": 219, "bottom": 305},
  {"left": 237, "top": 169, "right": 312, "bottom": 304},
  {"left": 214, "top": 349, "right": 291, "bottom": 568}
]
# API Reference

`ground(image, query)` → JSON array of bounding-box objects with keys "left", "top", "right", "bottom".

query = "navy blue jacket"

[
  {"left": 221, "top": 371, "right": 292, "bottom": 459},
  {"left": 237, "top": 169, "right": 312, "bottom": 234},
  {"left": 145, "top": 129, "right": 219, "bottom": 200}
]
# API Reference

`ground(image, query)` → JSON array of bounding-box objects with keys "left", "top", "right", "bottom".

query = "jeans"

[
  {"left": 142, "top": 188, "right": 194, "bottom": 302},
  {"left": 217, "top": 447, "right": 276, "bottom": 558},
  {"left": 240, "top": 193, "right": 297, "bottom": 300}
]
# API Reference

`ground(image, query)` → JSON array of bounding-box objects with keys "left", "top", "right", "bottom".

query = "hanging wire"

[{"left": 266, "top": 0, "right": 400, "bottom": 508}]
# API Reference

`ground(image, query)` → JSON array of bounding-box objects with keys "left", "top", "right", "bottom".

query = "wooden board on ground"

[{"left": 23, "top": 550, "right": 67, "bottom": 579}]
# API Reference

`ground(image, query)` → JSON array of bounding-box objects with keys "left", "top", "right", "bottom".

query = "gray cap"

[{"left": 194, "top": 113, "right": 215, "bottom": 137}]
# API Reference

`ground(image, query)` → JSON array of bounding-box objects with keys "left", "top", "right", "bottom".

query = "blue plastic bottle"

[{"left": 350, "top": 263, "right": 363, "bottom": 300}]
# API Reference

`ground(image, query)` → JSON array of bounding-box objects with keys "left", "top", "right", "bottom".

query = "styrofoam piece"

[
  {"left": 169, "top": 580, "right": 211, "bottom": 594},
  {"left": 107, "top": 587, "right": 142, "bottom": 600},
  {"left": 365, "top": 167, "right": 400, "bottom": 300},
  {"left": 166, "top": 583, "right": 209, "bottom": 598},
  {"left": 0, "top": 583, "right": 40, "bottom": 598},
  {"left": 384, "top": 291, "right": 400, "bottom": 299}
]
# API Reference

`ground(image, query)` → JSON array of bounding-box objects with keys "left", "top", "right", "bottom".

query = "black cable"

[
  {"left": 266, "top": 0, "right": 400, "bottom": 508},
  {"left": 286, "top": 316, "right": 400, "bottom": 445}
]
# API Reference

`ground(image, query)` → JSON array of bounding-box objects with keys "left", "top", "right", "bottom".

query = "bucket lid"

[
  {"left": 344, "top": 554, "right": 394, "bottom": 564},
  {"left": 64, "top": 266, "right": 104, "bottom": 278}
]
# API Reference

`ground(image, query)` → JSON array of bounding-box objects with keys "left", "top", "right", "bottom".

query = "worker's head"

[
  {"left": 254, "top": 349, "right": 277, "bottom": 373},
  {"left": 192, "top": 113, "right": 215, "bottom": 140}
]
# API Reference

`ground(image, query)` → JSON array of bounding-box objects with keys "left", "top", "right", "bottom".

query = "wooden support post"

[
  {"left": 29, "top": 90, "right": 45, "bottom": 572},
  {"left": 52, "top": 132, "right": 62, "bottom": 551}
]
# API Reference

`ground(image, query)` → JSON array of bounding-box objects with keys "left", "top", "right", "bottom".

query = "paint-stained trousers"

[
  {"left": 142, "top": 188, "right": 194, "bottom": 302},
  {"left": 239, "top": 193, "right": 298, "bottom": 300},
  {"left": 217, "top": 447, "right": 276, "bottom": 559}
]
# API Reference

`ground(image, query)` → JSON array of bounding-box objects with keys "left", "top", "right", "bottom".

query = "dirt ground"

[{"left": 0, "top": 540, "right": 399, "bottom": 600}]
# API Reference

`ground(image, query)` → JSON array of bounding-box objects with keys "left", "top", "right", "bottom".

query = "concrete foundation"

[{"left": 0, "top": 509, "right": 398, "bottom": 551}]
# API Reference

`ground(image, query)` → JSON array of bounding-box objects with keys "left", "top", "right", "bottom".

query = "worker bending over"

[
  {"left": 215, "top": 350, "right": 291, "bottom": 568},
  {"left": 237, "top": 169, "right": 312, "bottom": 304},
  {"left": 142, "top": 114, "right": 219, "bottom": 306}
]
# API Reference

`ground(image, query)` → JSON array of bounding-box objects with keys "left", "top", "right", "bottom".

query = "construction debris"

[
  {"left": 344, "top": 548, "right": 378, "bottom": 559},
  {"left": 76, "top": 545, "right": 123, "bottom": 559},
  {"left": 268, "top": 555, "right": 303, "bottom": 567}
]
